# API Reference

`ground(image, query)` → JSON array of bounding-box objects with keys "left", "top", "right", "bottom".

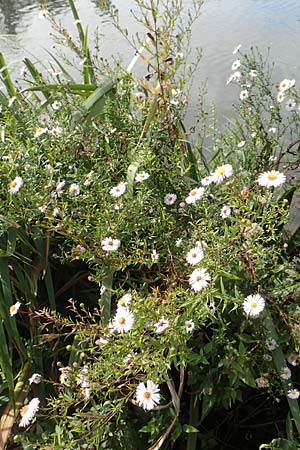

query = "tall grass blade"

[
  {"left": 0, "top": 320, "right": 14, "bottom": 403},
  {"left": 101, "top": 267, "right": 114, "bottom": 325},
  {"left": 0, "top": 53, "right": 16, "bottom": 97},
  {"left": 23, "top": 57, "right": 50, "bottom": 100}
]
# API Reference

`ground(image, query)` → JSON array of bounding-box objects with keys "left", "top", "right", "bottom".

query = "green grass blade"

[
  {"left": 22, "top": 83, "right": 97, "bottom": 94},
  {"left": 0, "top": 320, "right": 14, "bottom": 402},
  {"left": 0, "top": 53, "right": 16, "bottom": 97},
  {"left": 68, "top": 0, "right": 85, "bottom": 45},
  {"left": 44, "top": 267, "right": 56, "bottom": 312},
  {"left": 23, "top": 57, "right": 50, "bottom": 100},
  {"left": 46, "top": 50, "right": 76, "bottom": 83}
]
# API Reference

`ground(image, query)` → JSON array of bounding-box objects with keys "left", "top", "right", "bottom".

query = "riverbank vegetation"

[{"left": 0, "top": 1, "right": 300, "bottom": 449}]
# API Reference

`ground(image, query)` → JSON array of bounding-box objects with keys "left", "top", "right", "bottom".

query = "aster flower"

[
  {"left": 201, "top": 175, "right": 213, "bottom": 186},
  {"left": 238, "top": 140, "right": 245, "bottom": 148},
  {"left": 266, "top": 338, "right": 277, "bottom": 351},
  {"left": 29, "top": 373, "right": 42, "bottom": 385},
  {"left": 186, "top": 246, "right": 204, "bottom": 265},
  {"left": 176, "top": 238, "right": 182, "bottom": 247},
  {"left": 56, "top": 180, "right": 65, "bottom": 195},
  {"left": 279, "top": 78, "right": 295, "bottom": 92},
  {"left": 288, "top": 389, "right": 300, "bottom": 400},
  {"left": 19, "top": 398, "right": 40, "bottom": 428},
  {"left": 154, "top": 317, "right": 169, "bottom": 334},
  {"left": 211, "top": 164, "right": 233, "bottom": 184},
  {"left": 101, "top": 237, "right": 120, "bottom": 252},
  {"left": 9, "top": 301, "right": 21, "bottom": 316},
  {"left": 185, "top": 320, "right": 195, "bottom": 333},
  {"left": 185, "top": 187, "right": 205, "bottom": 204},
  {"left": 34, "top": 127, "right": 48, "bottom": 138},
  {"left": 118, "top": 293, "right": 132, "bottom": 307},
  {"left": 232, "top": 44, "right": 242, "bottom": 54},
  {"left": 189, "top": 268, "right": 211, "bottom": 292},
  {"left": 52, "top": 100, "right": 62, "bottom": 110},
  {"left": 277, "top": 91, "right": 285, "bottom": 103},
  {"left": 151, "top": 249, "right": 159, "bottom": 263},
  {"left": 110, "top": 182, "right": 127, "bottom": 197},
  {"left": 249, "top": 69, "right": 258, "bottom": 78},
  {"left": 231, "top": 59, "right": 241, "bottom": 70},
  {"left": 135, "top": 172, "right": 150, "bottom": 182},
  {"left": 220, "top": 205, "right": 231, "bottom": 219},
  {"left": 226, "top": 71, "right": 241, "bottom": 85},
  {"left": 287, "top": 353, "right": 298, "bottom": 366},
  {"left": 84, "top": 171, "right": 94, "bottom": 186},
  {"left": 69, "top": 183, "right": 80, "bottom": 196},
  {"left": 9, "top": 176, "right": 23, "bottom": 194},
  {"left": 243, "top": 294, "right": 265, "bottom": 318},
  {"left": 112, "top": 306, "right": 134, "bottom": 333},
  {"left": 286, "top": 98, "right": 296, "bottom": 111},
  {"left": 164, "top": 193, "right": 177, "bottom": 205},
  {"left": 240, "top": 89, "right": 249, "bottom": 101},
  {"left": 59, "top": 366, "right": 72, "bottom": 384},
  {"left": 257, "top": 170, "right": 286, "bottom": 188},
  {"left": 136, "top": 380, "right": 160, "bottom": 411},
  {"left": 280, "top": 367, "right": 291, "bottom": 380},
  {"left": 50, "top": 126, "right": 62, "bottom": 137}
]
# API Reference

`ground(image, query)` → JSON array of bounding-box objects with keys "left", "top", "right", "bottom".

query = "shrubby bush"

[{"left": 0, "top": 1, "right": 300, "bottom": 449}]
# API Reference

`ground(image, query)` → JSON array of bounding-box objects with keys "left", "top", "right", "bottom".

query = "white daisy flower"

[
  {"left": 277, "top": 91, "right": 285, "bottom": 103},
  {"left": 280, "top": 367, "right": 291, "bottom": 380},
  {"left": 243, "top": 294, "right": 265, "bottom": 318},
  {"left": 185, "top": 187, "right": 205, "bottom": 204},
  {"left": 53, "top": 207, "right": 60, "bottom": 217},
  {"left": 249, "top": 69, "right": 258, "bottom": 78},
  {"left": 84, "top": 171, "right": 94, "bottom": 186},
  {"left": 288, "top": 389, "right": 300, "bottom": 400},
  {"left": 50, "top": 126, "right": 62, "bottom": 137},
  {"left": 238, "top": 140, "right": 245, "bottom": 148},
  {"left": 59, "top": 366, "right": 72, "bottom": 384},
  {"left": 279, "top": 78, "right": 294, "bottom": 92},
  {"left": 211, "top": 164, "right": 233, "bottom": 184},
  {"left": 286, "top": 98, "right": 296, "bottom": 111},
  {"left": 232, "top": 59, "right": 241, "bottom": 70},
  {"left": 201, "top": 176, "right": 213, "bottom": 186},
  {"left": 268, "top": 127, "right": 276, "bottom": 134},
  {"left": 232, "top": 44, "right": 242, "bottom": 55},
  {"left": 101, "top": 237, "right": 121, "bottom": 252},
  {"left": 112, "top": 306, "right": 134, "bottom": 333},
  {"left": 9, "top": 177, "right": 23, "bottom": 194},
  {"left": 257, "top": 170, "right": 286, "bottom": 188},
  {"left": 220, "top": 205, "right": 231, "bottom": 219},
  {"left": 19, "top": 398, "right": 40, "bottom": 428},
  {"left": 69, "top": 183, "right": 80, "bottom": 196},
  {"left": 287, "top": 353, "right": 298, "bottom": 367},
  {"left": 39, "top": 113, "right": 50, "bottom": 125},
  {"left": 186, "top": 247, "right": 204, "bottom": 265},
  {"left": 124, "top": 353, "right": 135, "bottom": 369},
  {"left": 110, "top": 182, "right": 127, "bottom": 197},
  {"left": 164, "top": 193, "right": 177, "bottom": 205},
  {"left": 154, "top": 317, "right": 169, "bottom": 334},
  {"left": 34, "top": 127, "right": 48, "bottom": 138},
  {"left": 135, "top": 172, "right": 150, "bottom": 182},
  {"left": 266, "top": 338, "right": 277, "bottom": 351},
  {"left": 52, "top": 100, "right": 62, "bottom": 110},
  {"left": 29, "top": 373, "right": 42, "bottom": 385},
  {"left": 226, "top": 71, "right": 242, "bottom": 85},
  {"left": 9, "top": 301, "right": 21, "bottom": 316},
  {"left": 185, "top": 320, "right": 195, "bottom": 333},
  {"left": 136, "top": 380, "right": 160, "bottom": 411},
  {"left": 118, "top": 293, "right": 132, "bottom": 307},
  {"left": 189, "top": 268, "right": 211, "bottom": 292},
  {"left": 240, "top": 89, "right": 249, "bottom": 101}
]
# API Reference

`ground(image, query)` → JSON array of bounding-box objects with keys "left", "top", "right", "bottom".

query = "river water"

[{"left": 0, "top": 0, "right": 300, "bottom": 227}]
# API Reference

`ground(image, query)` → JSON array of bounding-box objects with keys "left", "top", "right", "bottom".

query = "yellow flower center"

[
  {"left": 216, "top": 167, "right": 225, "bottom": 175},
  {"left": 250, "top": 301, "right": 257, "bottom": 309},
  {"left": 118, "top": 299, "right": 125, "bottom": 306},
  {"left": 190, "top": 190, "right": 197, "bottom": 196},
  {"left": 118, "top": 317, "right": 126, "bottom": 325},
  {"left": 196, "top": 276, "right": 203, "bottom": 282},
  {"left": 267, "top": 172, "right": 277, "bottom": 181},
  {"left": 10, "top": 181, "right": 17, "bottom": 188},
  {"left": 143, "top": 391, "right": 151, "bottom": 399},
  {"left": 20, "top": 405, "right": 29, "bottom": 417}
]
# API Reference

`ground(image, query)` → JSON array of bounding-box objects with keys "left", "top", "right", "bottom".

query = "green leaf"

[
  {"left": 183, "top": 425, "right": 199, "bottom": 433},
  {"left": 101, "top": 268, "right": 114, "bottom": 325},
  {"left": 0, "top": 320, "right": 14, "bottom": 401},
  {"left": 0, "top": 53, "right": 16, "bottom": 97},
  {"left": 259, "top": 438, "right": 298, "bottom": 450}
]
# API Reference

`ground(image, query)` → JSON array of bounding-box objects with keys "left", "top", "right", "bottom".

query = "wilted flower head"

[
  {"left": 9, "top": 301, "right": 21, "bottom": 316},
  {"left": 29, "top": 373, "right": 42, "bottom": 385},
  {"left": 19, "top": 398, "right": 40, "bottom": 428}
]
